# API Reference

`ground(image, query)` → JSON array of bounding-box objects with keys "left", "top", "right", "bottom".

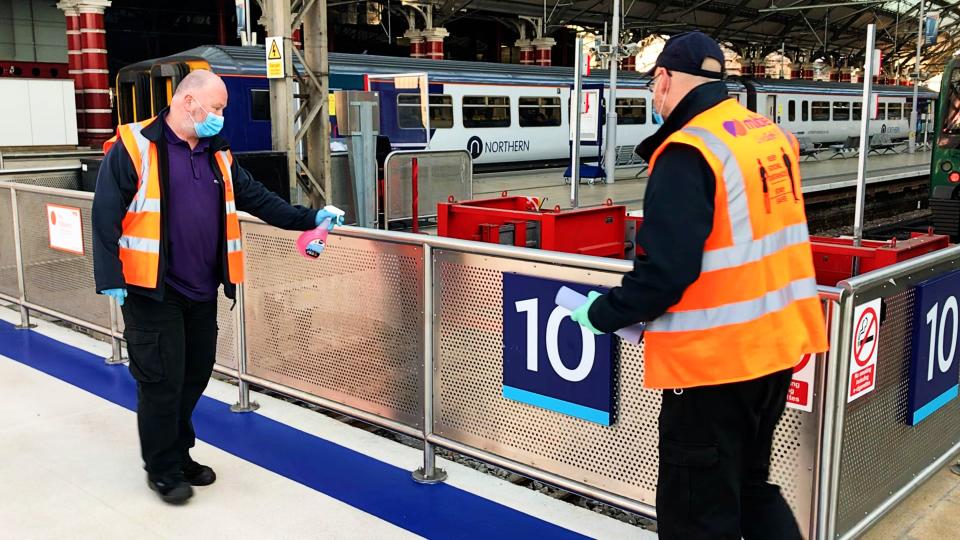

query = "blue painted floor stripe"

[{"left": 0, "top": 321, "right": 591, "bottom": 540}]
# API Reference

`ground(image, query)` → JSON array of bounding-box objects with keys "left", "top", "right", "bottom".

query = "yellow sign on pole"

[{"left": 266, "top": 36, "right": 285, "bottom": 79}]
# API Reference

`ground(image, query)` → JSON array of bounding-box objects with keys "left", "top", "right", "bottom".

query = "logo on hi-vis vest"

[{"left": 723, "top": 115, "right": 774, "bottom": 137}]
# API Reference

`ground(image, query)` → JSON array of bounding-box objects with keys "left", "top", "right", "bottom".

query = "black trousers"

[
  {"left": 656, "top": 368, "right": 802, "bottom": 540},
  {"left": 121, "top": 287, "right": 218, "bottom": 477}
]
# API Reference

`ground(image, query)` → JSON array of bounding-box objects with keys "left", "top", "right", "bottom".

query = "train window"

[
  {"left": 519, "top": 97, "right": 562, "bottom": 127},
  {"left": 802, "top": 101, "right": 809, "bottom": 122},
  {"left": 615, "top": 98, "right": 647, "bottom": 125},
  {"left": 832, "top": 102, "right": 850, "bottom": 121},
  {"left": 462, "top": 96, "right": 511, "bottom": 128},
  {"left": 788, "top": 101, "right": 796, "bottom": 122},
  {"left": 250, "top": 89, "right": 270, "bottom": 121},
  {"left": 853, "top": 102, "right": 863, "bottom": 121},
  {"left": 397, "top": 94, "right": 454, "bottom": 129},
  {"left": 888, "top": 103, "right": 903, "bottom": 120},
  {"left": 904, "top": 101, "right": 913, "bottom": 122},
  {"left": 877, "top": 103, "right": 887, "bottom": 120},
  {"left": 811, "top": 101, "right": 830, "bottom": 121}
]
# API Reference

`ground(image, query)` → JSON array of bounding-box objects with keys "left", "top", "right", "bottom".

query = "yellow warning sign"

[
  {"left": 265, "top": 36, "right": 285, "bottom": 79},
  {"left": 267, "top": 41, "right": 282, "bottom": 60}
]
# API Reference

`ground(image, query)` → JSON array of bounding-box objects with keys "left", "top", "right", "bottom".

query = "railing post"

[
  {"left": 413, "top": 243, "right": 447, "bottom": 484},
  {"left": 105, "top": 296, "right": 126, "bottom": 364},
  {"left": 10, "top": 189, "right": 33, "bottom": 329},
  {"left": 231, "top": 282, "right": 260, "bottom": 413}
]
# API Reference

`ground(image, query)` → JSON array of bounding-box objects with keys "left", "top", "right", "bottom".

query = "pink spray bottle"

[{"left": 296, "top": 205, "right": 345, "bottom": 259}]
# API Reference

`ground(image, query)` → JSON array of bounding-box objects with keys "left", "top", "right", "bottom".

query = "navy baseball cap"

[{"left": 647, "top": 31, "right": 725, "bottom": 79}]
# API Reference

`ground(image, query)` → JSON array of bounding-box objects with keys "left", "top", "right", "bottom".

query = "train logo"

[
  {"left": 467, "top": 136, "right": 483, "bottom": 159},
  {"left": 723, "top": 120, "right": 748, "bottom": 137}
]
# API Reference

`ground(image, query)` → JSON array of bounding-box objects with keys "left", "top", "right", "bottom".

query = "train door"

[
  {"left": 766, "top": 95, "right": 779, "bottom": 123},
  {"left": 365, "top": 72, "right": 431, "bottom": 149},
  {"left": 150, "top": 62, "right": 190, "bottom": 114}
]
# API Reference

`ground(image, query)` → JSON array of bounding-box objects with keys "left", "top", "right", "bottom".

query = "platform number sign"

[
  {"left": 908, "top": 271, "right": 960, "bottom": 425},
  {"left": 502, "top": 273, "right": 614, "bottom": 425}
]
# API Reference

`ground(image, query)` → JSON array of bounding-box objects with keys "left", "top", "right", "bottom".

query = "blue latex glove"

[
  {"left": 570, "top": 291, "right": 604, "bottom": 335},
  {"left": 315, "top": 205, "right": 345, "bottom": 230},
  {"left": 101, "top": 288, "right": 128, "bottom": 306}
]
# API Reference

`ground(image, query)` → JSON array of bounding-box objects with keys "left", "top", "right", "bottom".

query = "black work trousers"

[
  {"left": 656, "top": 368, "right": 801, "bottom": 540},
  {"left": 121, "top": 287, "right": 218, "bottom": 477}
]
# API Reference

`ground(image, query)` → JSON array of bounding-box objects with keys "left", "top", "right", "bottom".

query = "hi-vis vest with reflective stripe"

[
  {"left": 103, "top": 117, "right": 245, "bottom": 289},
  {"left": 643, "top": 98, "right": 828, "bottom": 389}
]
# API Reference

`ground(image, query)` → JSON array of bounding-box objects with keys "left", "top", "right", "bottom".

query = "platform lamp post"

[
  {"left": 852, "top": 24, "right": 876, "bottom": 277},
  {"left": 909, "top": 0, "right": 925, "bottom": 154}
]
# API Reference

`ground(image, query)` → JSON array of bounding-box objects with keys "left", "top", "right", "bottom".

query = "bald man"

[{"left": 93, "top": 70, "right": 340, "bottom": 503}]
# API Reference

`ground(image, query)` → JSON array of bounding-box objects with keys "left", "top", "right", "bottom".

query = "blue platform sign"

[
  {"left": 502, "top": 273, "right": 614, "bottom": 425},
  {"left": 908, "top": 270, "right": 960, "bottom": 426}
]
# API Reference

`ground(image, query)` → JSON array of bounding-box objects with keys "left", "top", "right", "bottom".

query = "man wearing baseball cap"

[{"left": 571, "top": 32, "right": 827, "bottom": 539}]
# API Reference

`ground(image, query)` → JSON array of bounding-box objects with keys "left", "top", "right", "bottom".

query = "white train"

[{"left": 117, "top": 46, "right": 939, "bottom": 170}]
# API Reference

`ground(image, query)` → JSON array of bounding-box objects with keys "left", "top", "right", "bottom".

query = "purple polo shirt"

[{"left": 163, "top": 118, "right": 222, "bottom": 302}]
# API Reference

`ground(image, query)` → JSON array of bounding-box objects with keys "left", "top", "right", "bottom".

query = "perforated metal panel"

[
  {"left": 384, "top": 151, "right": 471, "bottom": 223},
  {"left": 242, "top": 222, "right": 424, "bottom": 428},
  {"left": 0, "top": 187, "right": 17, "bottom": 298},
  {"left": 432, "top": 250, "right": 819, "bottom": 534},
  {"left": 0, "top": 171, "right": 81, "bottom": 190},
  {"left": 835, "top": 288, "right": 960, "bottom": 537},
  {"left": 215, "top": 291, "right": 237, "bottom": 371},
  {"left": 15, "top": 191, "right": 110, "bottom": 327}
]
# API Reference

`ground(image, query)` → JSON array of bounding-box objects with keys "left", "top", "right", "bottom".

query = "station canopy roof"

[{"left": 446, "top": 0, "right": 960, "bottom": 72}]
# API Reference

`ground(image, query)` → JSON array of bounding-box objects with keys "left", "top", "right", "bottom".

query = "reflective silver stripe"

[
  {"left": 118, "top": 235, "right": 160, "bottom": 253},
  {"left": 127, "top": 197, "right": 160, "bottom": 214},
  {"left": 226, "top": 239, "right": 242, "bottom": 253},
  {"left": 225, "top": 200, "right": 237, "bottom": 214},
  {"left": 217, "top": 150, "right": 234, "bottom": 189},
  {"left": 647, "top": 277, "right": 819, "bottom": 333},
  {"left": 701, "top": 222, "right": 810, "bottom": 272},
  {"left": 681, "top": 126, "right": 754, "bottom": 244}
]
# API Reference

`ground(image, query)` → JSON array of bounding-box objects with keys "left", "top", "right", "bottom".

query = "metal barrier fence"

[
  {"left": 819, "top": 245, "right": 960, "bottom": 539},
  {"left": 382, "top": 150, "right": 472, "bottom": 226},
  {"left": 1, "top": 176, "right": 958, "bottom": 538}
]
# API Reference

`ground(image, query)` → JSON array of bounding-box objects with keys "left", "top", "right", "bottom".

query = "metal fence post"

[
  {"left": 231, "top": 282, "right": 260, "bottom": 413},
  {"left": 105, "top": 297, "right": 126, "bottom": 364},
  {"left": 9, "top": 188, "right": 33, "bottom": 329},
  {"left": 413, "top": 243, "right": 447, "bottom": 484}
]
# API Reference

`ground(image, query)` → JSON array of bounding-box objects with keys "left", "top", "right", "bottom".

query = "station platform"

[
  {"left": 0, "top": 305, "right": 649, "bottom": 539},
  {"left": 475, "top": 150, "right": 932, "bottom": 212}
]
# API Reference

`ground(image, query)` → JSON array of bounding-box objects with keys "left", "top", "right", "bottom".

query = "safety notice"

[
  {"left": 265, "top": 36, "right": 284, "bottom": 79},
  {"left": 848, "top": 298, "right": 882, "bottom": 403},
  {"left": 787, "top": 353, "right": 816, "bottom": 412},
  {"left": 46, "top": 204, "right": 84, "bottom": 255}
]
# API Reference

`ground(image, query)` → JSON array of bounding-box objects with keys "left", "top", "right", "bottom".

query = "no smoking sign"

[{"left": 848, "top": 298, "right": 882, "bottom": 403}]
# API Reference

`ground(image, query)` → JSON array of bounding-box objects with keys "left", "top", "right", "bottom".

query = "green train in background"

[{"left": 931, "top": 55, "right": 960, "bottom": 239}]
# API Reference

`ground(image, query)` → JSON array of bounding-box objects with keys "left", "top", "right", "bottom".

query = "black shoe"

[
  {"left": 147, "top": 474, "right": 193, "bottom": 504},
  {"left": 182, "top": 460, "right": 217, "bottom": 486}
]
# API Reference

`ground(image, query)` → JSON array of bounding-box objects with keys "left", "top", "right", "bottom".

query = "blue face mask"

[
  {"left": 652, "top": 111, "right": 664, "bottom": 125},
  {"left": 191, "top": 103, "right": 224, "bottom": 138}
]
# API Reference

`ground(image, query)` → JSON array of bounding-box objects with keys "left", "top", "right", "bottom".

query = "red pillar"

[
  {"left": 516, "top": 40, "right": 534, "bottom": 65},
  {"left": 405, "top": 30, "right": 425, "bottom": 59},
  {"left": 78, "top": 1, "right": 112, "bottom": 147},
  {"left": 620, "top": 55, "right": 636, "bottom": 71},
  {"left": 421, "top": 28, "right": 448, "bottom": 60},
  {"left": 58, "top": 1, "right": 86, "bottom": 138},
  {"left": 532, "top": 37, "right": 555, "bottom": 67}
]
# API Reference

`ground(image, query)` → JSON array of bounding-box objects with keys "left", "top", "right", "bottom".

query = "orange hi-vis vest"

[
  {"left": 103, "top": 117, "right": 245, "bottom": 289},
  {"left": 643, "top": 98, "right": 829, "bottom": 389}
]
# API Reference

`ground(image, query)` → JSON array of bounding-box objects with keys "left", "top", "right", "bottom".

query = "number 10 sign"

[
  {"left": 502, "top": 273, "right": 614, "bottom": 426},
  {"left": 908, "top": 270, "right": 960, "bottom": 426}
]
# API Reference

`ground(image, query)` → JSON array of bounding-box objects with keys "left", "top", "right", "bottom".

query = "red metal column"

[
  {"left": 421, "top": 28, "right": 448, "bottom": 60},
  {"left": 516, "top": 40, "right": 534, "bottom": 65},
  {"left": 58, "top": 1, "right": 86, "bottom": 139},
  {"left": 405, "top": 30, "right": 425, "bottom": 59},
  {"left": 532, "top": 37, "right": 555, "bottom": 67},
  {"left": 79, "top": 0, "right": 112, "bottom": 147}
]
